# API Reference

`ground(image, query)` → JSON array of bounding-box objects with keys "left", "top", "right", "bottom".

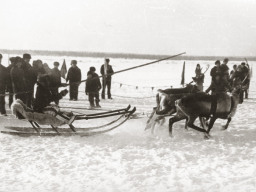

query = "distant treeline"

[{"left": 0, "top": 49, "right": 255, "bottom": 61}]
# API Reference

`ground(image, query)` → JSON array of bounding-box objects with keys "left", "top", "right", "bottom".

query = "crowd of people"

[
  {"left": 0, "top": 53, "right": 115, "bottom": 116},
  {"left": 193, "top": 58, "right": 251, "bottom": 102},
  {"left": 0, "top": 53, "right": 251, "bottom": 118}
]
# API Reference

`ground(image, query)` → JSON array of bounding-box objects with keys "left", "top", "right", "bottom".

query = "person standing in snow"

[
  {"left": 66, "top": 60, "right": 81, "bottom": 101},
  {"left": 100, "top": 58, "right": 114, "bottom": 99},
  {"left": 86, "top": 67, "right": 101, "bottom": 109}
]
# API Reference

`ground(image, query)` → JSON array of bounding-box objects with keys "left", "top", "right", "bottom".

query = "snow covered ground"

[{"left": 0, "top": 56, "right": 256, "bottom": 192}]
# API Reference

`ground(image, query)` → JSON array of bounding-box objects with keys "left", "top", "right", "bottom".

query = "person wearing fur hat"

[
  {"left": 0, "top": 54, "right": 8, "bottom": 116},
  {"left": 86, "top": 67, "right": 101, "bottom": 109}
]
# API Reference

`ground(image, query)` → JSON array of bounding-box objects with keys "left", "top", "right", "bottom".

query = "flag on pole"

[
  {"left": 181, "top": 61, "right": 185, "bottom": 86},
  {"left": 61, "top": 59, "right": 67, "bottom": 79}
]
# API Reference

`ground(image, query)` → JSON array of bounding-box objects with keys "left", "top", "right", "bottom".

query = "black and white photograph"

[{"left": 0, "top": 0, "right": 255, "bottom": 191}]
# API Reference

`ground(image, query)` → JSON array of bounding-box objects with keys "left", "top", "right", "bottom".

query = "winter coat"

[
  {"left": 6, "top": 64, "right": 15, "bottom": 92},
  {"left": 100, "top": 64, "right": 114, "bottom": 81},
  {"left": 85, "top": 71, "right": 101, "bottom": 93},
  {"left": 0, "top": 64, "right": 8, "bottom": 94},
  {"left": 50, "top": 68, "right": 61, "bottom": 88},
  {"left": 210, "top": 66, "right": 222, "bottom": 79},
  {"left": 66, "top": 66, "right": 81, "bottom": 83},
  {"left": 33, "top": 81, "right": 63, "bottom": 113},
  {"left": 22, "top": 62, "right": 36, "bottom": 90},
  {"left": 205, "top": 80, "right": 232, "bottom": 94},
  {"left": 10, "top": 66, "right": 26, "bottom": 94},
  {"left": 220, "top": 64, "right": 230, "bottom": 80}
]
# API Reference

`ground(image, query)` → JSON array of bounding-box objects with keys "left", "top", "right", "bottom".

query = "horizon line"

[{"left": 0, "top": 48, "right": 255, "bottom": 61}]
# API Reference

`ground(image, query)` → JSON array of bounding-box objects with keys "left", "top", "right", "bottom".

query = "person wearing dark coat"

[
  {"left": 22, "top": 53, "right": 35, "bottom": 108},
  {"left": 50, "top": 62, "right": 61, "bottom": 105},
  {"left": 210, "top": 60, "right": 222, "bottom": 80},
  {"left": 231, "top": 64, "right": 249, "bottom": 102},
  {"left": 86, "top": 67, "right": 101, "bottom": 109},
  {"left": 100, "top": 58, "right": 114, "bottom": 99},
  {"left": 33, "top": 75, "right": 67, "bottom": 113},
  {"left": 10, "top": 57, "right": 27, "bottom": 103},
  {"left": 0, "top": 54, "right": 8, "bottom": 116},
  {"left": 230, "top": 65, "right": 237, "bottom": 78},
  {"left": 240, "top": 62, "right": 250, "bottom": 99},
  {"left": 6, "top": 57, "right": 16, "bottom": 108},
  {"left": 220, "top": 58, "right": 230, "bottom": 81},
  {"left": 66, "top": 60, "right": 81, "bottom": 101},
  {"left": 205, "top": 74, "right": 232, "bottom": 95}
]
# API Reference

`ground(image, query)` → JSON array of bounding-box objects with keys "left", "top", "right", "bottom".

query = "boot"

[
  {"left": 95, "top": 101, "right": 101, "bottom": 108},
  {"left": 89, "top": 101, "right": 95, "bottom": 109}
]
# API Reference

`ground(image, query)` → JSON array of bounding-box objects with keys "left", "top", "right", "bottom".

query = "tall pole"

[{"left": 79, "top": 52, "right": 186, "bottom": 84}]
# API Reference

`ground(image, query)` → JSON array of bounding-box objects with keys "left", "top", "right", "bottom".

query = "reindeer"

[
  {"left": 169, "top": 87, "right": 242, "bottom": 138},
  {"left": 145, "top": 84, "right": 199, "bottom": 133}
]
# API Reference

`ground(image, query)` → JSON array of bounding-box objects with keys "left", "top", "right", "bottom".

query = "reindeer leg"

[
  {"left": 146, "top": 107, "right": 157, "bottom": 124},
  {"left": 221, "top": 117, "right": 232, "bottom": 130},
  {"left": 159, "top": 117, "right": 166, "bottom": 126},
  {"left": 199, "top": 117, "right": 207, "bottom": 130},
  {"left": 204, "top": 117, "right": 217, "bottom": 139},
  {"left": 187, "top": 116, "right": 207, "bottom": 133},
  {"left": 169, "top": 111, "right": 186, "bottom": 137},
  {"left": 185, "top": 117, "right": 188, "bottom": 130}
]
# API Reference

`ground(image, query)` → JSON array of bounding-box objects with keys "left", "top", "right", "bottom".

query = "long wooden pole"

[{"left": 78, "top": 52, "right": 186, "bottom": 84}]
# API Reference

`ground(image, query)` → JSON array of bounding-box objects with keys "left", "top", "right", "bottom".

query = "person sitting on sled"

[
  {"left": 86, "top": 67, "right": 102, "bottom": 109},
  {"left": 11, "top": 74, "right": 76, "bottom": 127}
]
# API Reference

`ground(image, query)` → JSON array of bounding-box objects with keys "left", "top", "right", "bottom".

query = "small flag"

[
  {"left": 181, "top": 61, "right": 185, "bottom": 86},
  {"left": 61, "top": 59, "right": 67, "bottom": 79}
]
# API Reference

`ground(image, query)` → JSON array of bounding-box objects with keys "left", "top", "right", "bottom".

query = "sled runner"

[{"left": 1, "top": 102, "right": 136, "bottom": 137}]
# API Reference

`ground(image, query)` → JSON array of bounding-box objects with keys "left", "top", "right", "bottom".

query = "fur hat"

[
  {"left": 54, "top": 62, "right": 60, "bottom": 66},
  {"left": 215, "top": 60, "right": 220, "bottom": 65},
  {"left": 15, "top": 56, "right": 23, "bottom": 64},
  {"left": 71, "top": 60, "right": 77, "bottom": 65},
  {"left": 9, "top": 57, "right": 16, "bottom": 63},
  {"left": 23, "top": 53, "right": 31, "bottom": 59},
  {"left": 223, "top": 58, "right": 229, "bottom": 63},
  {"left": 89, "top": 66, "right": 96, "bottom": 72},
  {"left": 105, "top": 58, "right": 110, "bottom": 63}
]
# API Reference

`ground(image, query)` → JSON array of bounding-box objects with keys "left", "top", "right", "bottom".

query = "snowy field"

[{"left": 0, "top": 55, "right": 256, "bottom": 192}]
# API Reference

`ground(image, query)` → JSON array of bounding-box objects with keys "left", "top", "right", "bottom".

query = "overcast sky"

[{"left": 0, "top": 0, "right": 256, "bottom": 56}]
